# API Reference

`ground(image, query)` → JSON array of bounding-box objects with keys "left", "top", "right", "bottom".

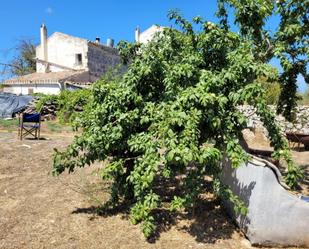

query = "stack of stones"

[{"left": 238, "top": 105, "right": 309, "bottom": 135}]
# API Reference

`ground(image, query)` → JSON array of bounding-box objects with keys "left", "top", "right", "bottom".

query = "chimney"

[
  {"left": 40, "top": 23, "right": 48, "bottom": 72},
  {"left": 135, "top": 26, "right": 140, "bottom": 43},
  {"left": 106, "top": 38, "right": 114, "bottom": 48},
  {"left": 95, "top": 37, "right": 100, "bottom": 44}
]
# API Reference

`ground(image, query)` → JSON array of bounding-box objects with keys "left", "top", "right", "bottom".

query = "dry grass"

[
  {"left": 0, "top": 118, "right": 72, "bottom": 134},
  {"left": 0, "top": 130, "right": 307, "bottom": 249}
]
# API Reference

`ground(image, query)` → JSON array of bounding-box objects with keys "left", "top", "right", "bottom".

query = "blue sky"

[{"left": 0, "top": 0, "right": 306, "bottom": 92}]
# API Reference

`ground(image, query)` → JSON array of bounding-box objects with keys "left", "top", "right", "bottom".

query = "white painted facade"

[
  {"left": 35, "top": 26, "right": 120, "bottom": 76},
  {"left": 3, "top": 83, "right": 61, "bottom": 95},
  {"left": 2, "top": 24, "right": 121, "bottom": 95},
  {"left": 36, "top": 32, "right": 89, "bottom": 73},
  {"left": 135, "top": 25, "right": 165, "bottom": 44},
  {"left": 2, "top": 24, "right": 163, "bottom": 95}
]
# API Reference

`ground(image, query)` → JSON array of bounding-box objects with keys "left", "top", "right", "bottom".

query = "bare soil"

[{"left": 0, "top": 128, "right": 308, "bottom": 249}]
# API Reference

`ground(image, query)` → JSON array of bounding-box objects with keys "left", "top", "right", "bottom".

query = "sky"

[{"left": 0, "top": 0, "right": 307, "bottom": 92}]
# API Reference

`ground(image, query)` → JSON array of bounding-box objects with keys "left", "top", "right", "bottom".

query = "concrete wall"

[
  {"left": 3, "top": 84, "right": 61, "bottom": 95},
  {"left": 87, "top": 44, "right": 121, "bottom": 77},
  {"left": 36, "top": 32, "right": 89, "bottom": 72},
  {"left": 221, "top": 157, "right": 309, "bottom": 247},
  {"left": 139, "top": 25, "right": 164, "bottom": 44}
]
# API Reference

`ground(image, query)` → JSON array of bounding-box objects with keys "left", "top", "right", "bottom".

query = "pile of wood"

[
  {"left": 22, "top": 97, "right": 58, "bottom": 121},
  {"left": 38, "top": 99, "right": 58, "bottom": 121}
]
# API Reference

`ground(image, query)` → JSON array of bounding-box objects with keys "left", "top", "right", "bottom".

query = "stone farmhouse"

[
  {"left": 2, "top": 24, "right": 121, "bottom": 95},
  {"left": 2, "top": 24, "right": 164, "bottom": 95}
]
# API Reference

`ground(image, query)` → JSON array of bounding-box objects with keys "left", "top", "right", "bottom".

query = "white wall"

[
  {"left": 36, "top": 32, "right": 89, "bottom": 72},
  {"left": 139, "top": 25, "right": 164, "bottom": 44},
  {"left": 3, "top": 84, "right": 61, "bottom": 95}
]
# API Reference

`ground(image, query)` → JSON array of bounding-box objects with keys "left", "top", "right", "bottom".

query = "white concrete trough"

[{"left": 221, "top": 156, "right": 309, "bottom": 247}]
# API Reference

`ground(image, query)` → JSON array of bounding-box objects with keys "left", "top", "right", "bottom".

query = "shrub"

[
  {"left": 52, "top": 11, "right": 303, "bottom": 238},
  {"left": 36, "top": 89, "right": 91, "bottom": 124},
  {"left": 298, "top": 90, "right": 309, "bottom": 105},
  {"left": 259, "top": 77, "right": 281, "bottom": 105},
  {"left": 56, "top": 89, "right": 91, "bottom": 124}
]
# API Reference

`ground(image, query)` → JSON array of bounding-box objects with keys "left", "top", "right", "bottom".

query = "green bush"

[
  {"left": 298, "top": 90, "right": 309, "bottom": 105},
  {"left": 36, "top": 89, "right": 91, "bottom": 124},
  {"left": 56, "top": 89, "right": 91, "bottom": 124},
  {"left": 52, "top": 11, "right": 303, "bottom": 238},
  {"left": 259, "top": 77, "right": 281, "bottom": 105},
  {"left": 35, "top": 94, "right": 58, "bottom": 112}
]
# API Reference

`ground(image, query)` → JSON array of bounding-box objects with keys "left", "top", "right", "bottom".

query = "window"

[{"left": 75, "top": 53, "right": 82, "bottom": 65}]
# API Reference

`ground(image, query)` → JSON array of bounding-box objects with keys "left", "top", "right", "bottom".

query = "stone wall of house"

[
  {"left": 239, "top": 105, "right": 309, "bottom": 134},
  {"left": 87, "top": 44, "right": 121, "bottom": 77},
  {"left": 36, "top": 31, "right": 123, "bottom": 77}
]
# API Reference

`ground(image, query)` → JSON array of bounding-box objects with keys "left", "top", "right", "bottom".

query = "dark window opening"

[{"left": 76, "top": 53, "right": 82, "bottom": 65}]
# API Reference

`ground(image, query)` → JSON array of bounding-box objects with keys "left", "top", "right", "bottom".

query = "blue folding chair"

[{"left": 18, "top": 113, "right": 41, "bottom": 140}]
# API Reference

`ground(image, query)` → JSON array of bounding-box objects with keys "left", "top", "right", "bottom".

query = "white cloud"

[{"left": 45, "top": 7, "right": 53, "bottom": 15}]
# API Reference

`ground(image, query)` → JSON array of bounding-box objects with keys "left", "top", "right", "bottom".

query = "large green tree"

[
  {"left": 217, "top": 0, "right": 308, "bottom": 120},
  {"left": 53, "top": 0, "right": 307, "bottom": 238}
]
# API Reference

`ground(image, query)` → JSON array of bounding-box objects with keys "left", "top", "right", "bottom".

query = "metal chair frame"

[{"left": 18, "top": 113, "right": 41, "bottom": 140}]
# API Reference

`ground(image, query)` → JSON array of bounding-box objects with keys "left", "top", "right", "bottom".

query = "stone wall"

[
  {"left": 36, "top": 31, "right": 123, "bottom": 78},
  {"left": 239, "top": 105, "right": 309, "bottom": 134},
  {"left": 87, "top": 44, "right": 121, "bottom": 77}
]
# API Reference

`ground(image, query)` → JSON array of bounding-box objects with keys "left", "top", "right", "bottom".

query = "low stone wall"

[{"left": 238, "top": 105, "right": 309, "bottom": 135}]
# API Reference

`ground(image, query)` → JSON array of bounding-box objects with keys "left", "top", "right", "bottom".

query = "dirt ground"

[{"left": 0, "top": 128, "right": 308, "bottom": 249}]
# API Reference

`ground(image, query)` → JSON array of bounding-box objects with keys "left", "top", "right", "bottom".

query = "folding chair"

[{"left": 18, "top": 113, "right": 41, "bottom": 140}]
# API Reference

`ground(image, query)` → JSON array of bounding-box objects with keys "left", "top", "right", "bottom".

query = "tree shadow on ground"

[
  {"left": 71, "top": 178, "right": 238, "bottom": 244},
  {"left": 178, "top": 197, "right": 238, "bottom": 244},
  {"left": 22, "top": 137, "right": 48, "bottom": 141},
  {"left": 72, "top": 200, "right": 131, "bottom": 220}
]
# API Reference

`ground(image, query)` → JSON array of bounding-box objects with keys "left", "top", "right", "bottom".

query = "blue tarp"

[
  {"left": 300, "top": 196, "right": 309, "bottom": 202},
  {"left": 0, "top": 93, "right": 33, "bottom": 118}
]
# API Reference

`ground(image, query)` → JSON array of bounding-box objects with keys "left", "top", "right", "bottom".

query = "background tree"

[
  {"left": 259, "top": 76, "right": 282, "bottom": 105},
  {"left": 0, "top": 39, "right": 36, "bottom": 78},
  {"left": 217, "top": 0, "right": 308, "bottom": 120},
  {"left": 52, "top": 0, "right": 307, "bottom": 238}
]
